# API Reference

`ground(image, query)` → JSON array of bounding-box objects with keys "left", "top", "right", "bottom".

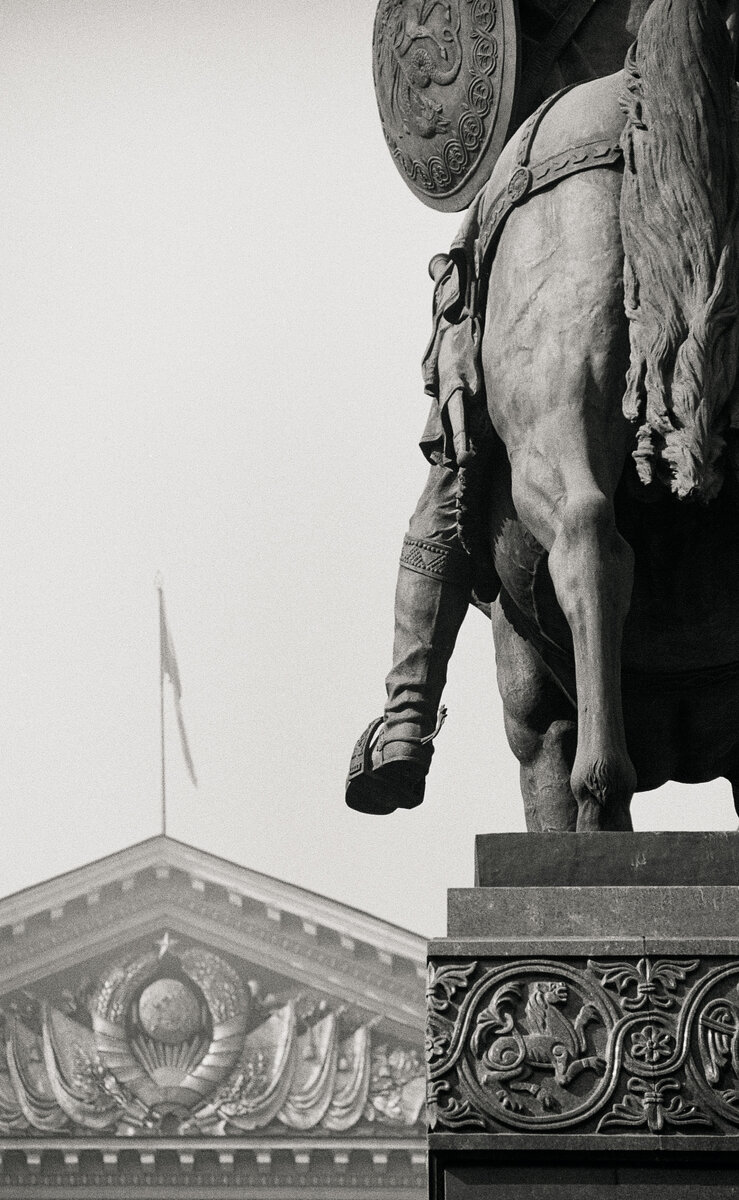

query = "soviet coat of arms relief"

[{"left": 0, "top": 934, "right": 426, "bottom": 1138}]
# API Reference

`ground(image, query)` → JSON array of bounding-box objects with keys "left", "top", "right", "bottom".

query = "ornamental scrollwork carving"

[
  {"left": 425, "top": 960, "right": 475, "bottom": 1083},
  {"left": 588, "top": 957, "right": 700, "bottom": 1012},
  {"left": 426, "top": 955, "right": 739, "bottom": 1137},
  {"left": 687, "top": 965, "right": 739, "bottom": 1124},
  {"left": 597, "top": 1077, "right": 712, "bottom": 1133},
  {"left": 428, "top": 1077, "right": 486, "bottom": 1130}
]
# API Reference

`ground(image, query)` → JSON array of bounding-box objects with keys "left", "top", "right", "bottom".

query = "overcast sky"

[{"left": 1, "top": 0, "right": 734, "bottom": 938}]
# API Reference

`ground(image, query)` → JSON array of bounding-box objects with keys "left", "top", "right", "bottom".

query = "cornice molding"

[
  {"left": 0, "top": 878, "right": 425, "bottom": 1036},
  {"left": 0, "top": 838, "right": 425, "bottom": 970},
  {"left": 0, "top": 1138, "right": 427, "bottom": 1195}
]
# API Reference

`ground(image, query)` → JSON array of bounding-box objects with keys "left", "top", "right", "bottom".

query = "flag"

[{"left": 159, "top": 588, "right": 198, "bottom": 787}]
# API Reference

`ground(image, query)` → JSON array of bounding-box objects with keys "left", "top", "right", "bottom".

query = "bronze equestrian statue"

[{"left": 347, "top": 0, "right": 739, "bottom": 832}]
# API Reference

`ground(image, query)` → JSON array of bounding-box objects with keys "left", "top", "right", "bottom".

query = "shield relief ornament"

[{"left": 372, "top": 0, "right": 520, "bottom": 210}]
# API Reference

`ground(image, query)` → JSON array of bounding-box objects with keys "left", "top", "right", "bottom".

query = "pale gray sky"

[{"left": 1, "top": 0, "right": 734, "bottom": 937}]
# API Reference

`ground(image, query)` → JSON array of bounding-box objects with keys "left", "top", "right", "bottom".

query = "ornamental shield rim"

[{"left": 372, "top": 0, "right": 520, "bottom": 212}]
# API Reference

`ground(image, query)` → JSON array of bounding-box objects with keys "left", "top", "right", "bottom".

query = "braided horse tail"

[{"left": 619, "top": 0, "right": 739, "bottom": 500}]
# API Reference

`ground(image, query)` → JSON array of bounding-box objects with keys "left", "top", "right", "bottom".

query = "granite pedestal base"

[{"left": 427, "top": 832, "right": 739, "bottom": 1197}]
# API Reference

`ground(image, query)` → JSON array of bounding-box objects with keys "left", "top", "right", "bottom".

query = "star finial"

[{"left": 155, "top": 931, "right": 177, "bottom": 959}]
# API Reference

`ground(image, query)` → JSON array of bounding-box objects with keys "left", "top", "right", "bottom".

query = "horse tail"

[{"left": 619, "top": 0, "right": 739, "bottom": 500}]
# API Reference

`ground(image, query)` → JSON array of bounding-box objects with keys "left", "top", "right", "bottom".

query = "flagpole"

[
  {"left": 156, "top": 575, "right": 166, "bottom": 837},
  {"left": 156, "top": 576, "right": 197, "bottom": 829}
]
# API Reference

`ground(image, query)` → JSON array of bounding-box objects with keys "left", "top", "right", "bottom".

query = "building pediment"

[{"left": 0, "top": 839, "right": 426, "bottom": 1152}]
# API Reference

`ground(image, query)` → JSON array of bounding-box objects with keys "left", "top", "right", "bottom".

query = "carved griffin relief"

[{"left": 427, "top": 954, "right": 739, "bottom": 1136}]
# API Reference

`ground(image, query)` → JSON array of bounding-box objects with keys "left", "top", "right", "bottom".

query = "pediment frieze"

[{"left": 0, "top": 929, "right": 425, "bottom": 1140}]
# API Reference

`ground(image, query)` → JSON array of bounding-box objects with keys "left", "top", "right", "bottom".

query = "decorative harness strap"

[{"left": 473, "top": 84, "right": 624, "bottom": 279}]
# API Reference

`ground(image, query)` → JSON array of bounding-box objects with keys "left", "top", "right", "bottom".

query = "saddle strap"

[
  {"left": 474, "top": 135, "right": 623, "bottom": 276},
  {"left": 459, "top": 84, "right": 578, "bottom": 310},
  {"left": 515, "top": 83, "right": 579, "bottom": 169}
]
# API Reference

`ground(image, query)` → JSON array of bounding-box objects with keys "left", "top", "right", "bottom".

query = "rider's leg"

[
  {"left": 346, "top": 464, "right": 472, "bottom": 814},
  {"left": 381, "top": 466, "right": 472, "bottom": 760}
]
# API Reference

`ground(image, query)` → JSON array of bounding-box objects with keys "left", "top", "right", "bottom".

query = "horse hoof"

[
  {"left": 602, "top": 803, "right": 634, "bottom": 831},
  {"left": 575, "top": 801, "right": 633, "bottom": 831},
  {"left": 574, "top": 800, "right": 605, "bottom": 831}
]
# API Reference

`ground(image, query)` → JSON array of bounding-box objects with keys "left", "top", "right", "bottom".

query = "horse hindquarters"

[{"left": 484, "top": 169, "right": 635, "bottom": 830}]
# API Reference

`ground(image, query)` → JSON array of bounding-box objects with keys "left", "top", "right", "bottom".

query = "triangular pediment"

[{"left": 0, "top": 839, "right": 426, "bottom": 1145}]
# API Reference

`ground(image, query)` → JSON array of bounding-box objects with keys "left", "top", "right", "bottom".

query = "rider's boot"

[{"left": 346, "top": 534, "right": 471, "bottom": 814}]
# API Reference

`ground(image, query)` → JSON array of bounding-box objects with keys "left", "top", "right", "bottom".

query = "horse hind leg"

[
  {"left": 545, "top": 490, "right": 636, "bottom": 830},
  {"left": 492, "top": 597, "right": 579, "bottom": 831},
  {"left": 499, "top": 423, "right": 636, "bottom": 830}
]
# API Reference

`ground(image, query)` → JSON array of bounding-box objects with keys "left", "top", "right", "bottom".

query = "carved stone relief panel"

[{"left": 427, "top": 955, "right": 739, "bottom": 1136}]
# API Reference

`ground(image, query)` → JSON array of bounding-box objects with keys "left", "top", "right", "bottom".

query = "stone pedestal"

[{"left": 427, "top": 832, "right": 739, "bottom": 1197}]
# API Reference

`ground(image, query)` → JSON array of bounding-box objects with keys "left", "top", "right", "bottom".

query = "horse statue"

[
  {"left": 477, "top": 0, "right": 739, "bottom": 830},
  {"left": 348, "top": 0, "right": 739, "bottom": 834}
]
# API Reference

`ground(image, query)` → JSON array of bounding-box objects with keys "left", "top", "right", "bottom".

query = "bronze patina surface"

[
  {"left": 352, "top": 0, "right": 739, "bottom": 832},
  {"left": 371, "top": 1, "right": 649, "bottom": 211}
]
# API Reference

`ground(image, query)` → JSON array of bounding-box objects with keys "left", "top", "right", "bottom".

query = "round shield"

[{"left": 372, "top": 0, "right": 520, "bottom": 212}]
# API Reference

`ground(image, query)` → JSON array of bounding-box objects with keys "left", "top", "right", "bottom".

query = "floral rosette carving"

[{"left": 584, "top": 955, "right": 718, "bottom": 1132}]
